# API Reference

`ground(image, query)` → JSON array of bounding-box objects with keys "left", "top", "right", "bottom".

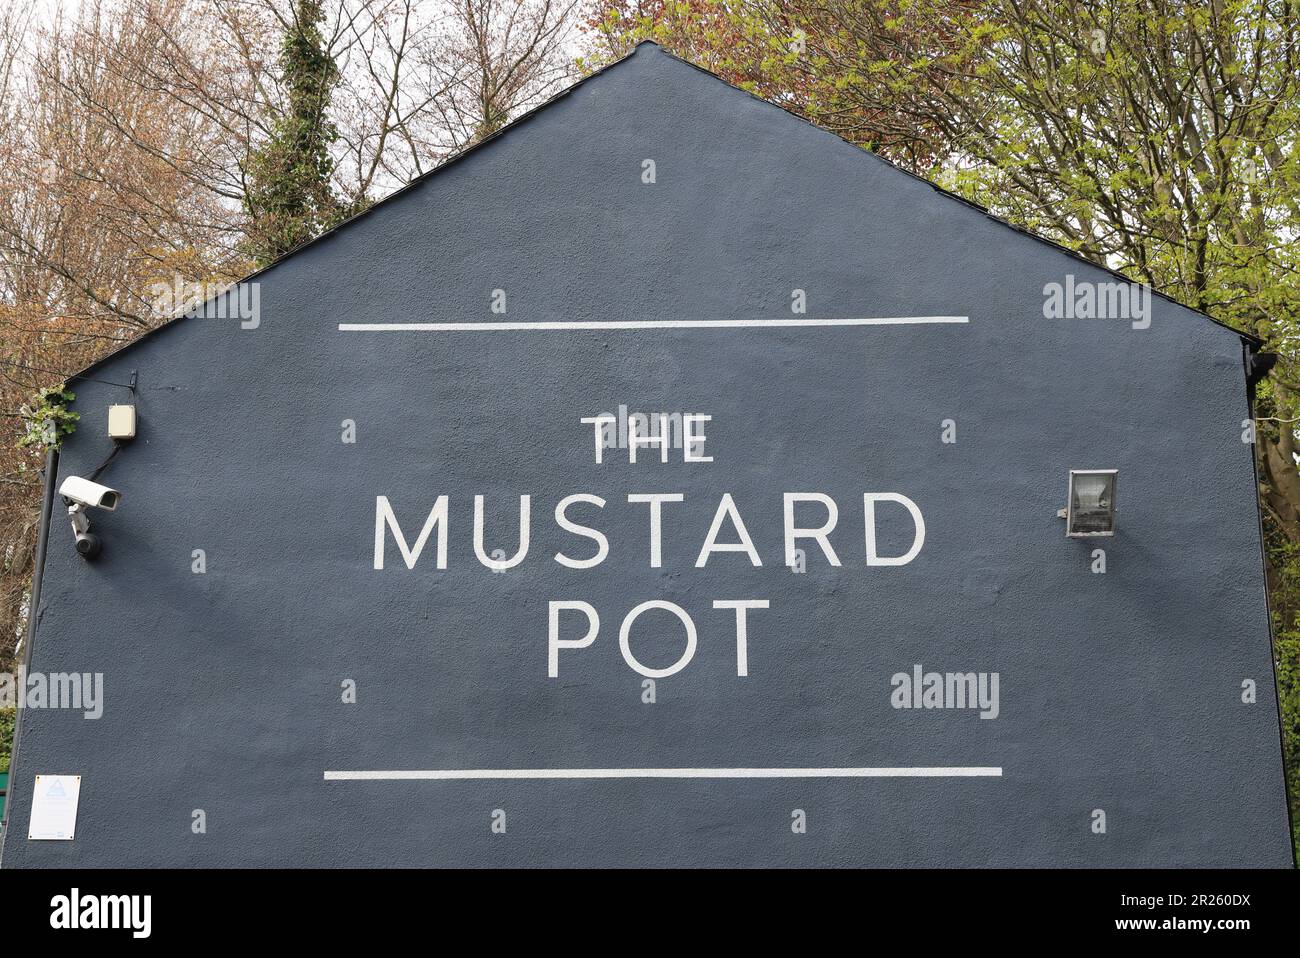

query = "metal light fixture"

[{"left": 1058, "top": 469, "right": 1117, "bottom": 537}]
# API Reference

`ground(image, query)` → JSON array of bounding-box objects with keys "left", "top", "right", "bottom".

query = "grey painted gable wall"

[{"left": 2, "top": 43, "right": 1290, "bottom": 867}]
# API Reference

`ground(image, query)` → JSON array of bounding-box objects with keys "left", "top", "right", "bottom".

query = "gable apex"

[{"left": 67, "top": 38, "right": 1256, "bottom": 385}]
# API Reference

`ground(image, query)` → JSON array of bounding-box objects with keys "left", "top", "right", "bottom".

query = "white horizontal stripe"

[
  {"left": 324, "top": 766, "right": 1001, "bottom": 780},
  {"left": 338, "top": 316, "right": 969, "bottom": 332}
]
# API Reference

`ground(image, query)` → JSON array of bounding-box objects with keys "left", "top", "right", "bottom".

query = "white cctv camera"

[
  {"left": 58, "top": 475, "right": 122, "bottom": 559},
  {"left": 59, "top": 475, "right": 122, "bottom": 511}
]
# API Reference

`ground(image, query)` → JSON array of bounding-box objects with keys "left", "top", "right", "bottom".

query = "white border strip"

[
  {"left": 324, "top": 767, "right": 1001, "bottom": 780},
  {"left": 338, "top": 316, "right": 969, "bottom": 332}
]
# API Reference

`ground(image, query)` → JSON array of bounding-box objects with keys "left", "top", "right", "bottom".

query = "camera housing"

[
  {"left": 58, "top": 475, "right": 121, "bottom": 511},
  {"left": 58, "top": 475, "right": 122, "bottom": 560}
]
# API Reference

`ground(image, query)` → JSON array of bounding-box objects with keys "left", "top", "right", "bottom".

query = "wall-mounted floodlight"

[{"left": 1057, "top": 469, "right": 1117, "bottom": 537}]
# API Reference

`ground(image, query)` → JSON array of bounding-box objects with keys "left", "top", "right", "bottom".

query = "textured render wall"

[{"left": 1, "top": 43, "right": 1290, "bottom": 867}]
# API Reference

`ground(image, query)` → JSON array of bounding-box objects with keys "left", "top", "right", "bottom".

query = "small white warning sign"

[{"left": 28, "top": 774, "right": 82, "bottom": 841}]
